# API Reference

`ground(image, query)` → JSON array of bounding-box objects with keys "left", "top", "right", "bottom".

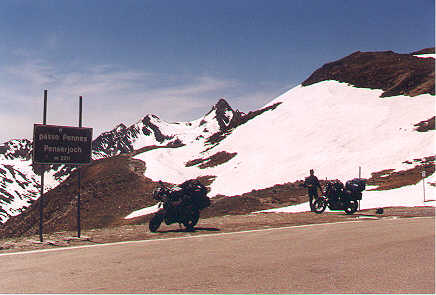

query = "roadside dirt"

[{"left": 0, "top": 206, "right": 433, "bottom": 254}]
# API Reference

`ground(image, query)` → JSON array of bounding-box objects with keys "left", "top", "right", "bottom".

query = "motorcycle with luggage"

[
  {"left": 313, "top": 178, "right": 366, "bottom": 215},
  {"left": 149, "top": 179, "right": 211, "bottom": 232}
]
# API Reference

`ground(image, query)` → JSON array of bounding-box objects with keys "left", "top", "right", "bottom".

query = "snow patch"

[{"left": 414, "top": 54, "right": 436, "bottom": 59}]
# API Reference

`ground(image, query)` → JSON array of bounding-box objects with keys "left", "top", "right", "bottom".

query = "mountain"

[
  {"left": 0, "top": 48, "right": 434, "bottom": 236},
  {"left": 92, "top": 98, "right": 244, "bottom": 159},
  {"left": 0, "top": 98, "right": 244, "bottom": 223},
  {"left": 0, "top": 139, "right": 38, "bottom": 221},
  {"left": 132, "top": 49, "right": 434, "bottom": 197},
  {"left": 0, "top": 139, "right": 72, "bottom": 223}
]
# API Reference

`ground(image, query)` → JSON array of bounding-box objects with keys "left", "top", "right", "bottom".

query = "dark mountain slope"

[
  {"left": 0, "top": 154, "right": 159, "bottom": 237},
  {"left": 302, "top": 49, "right": 435, "bottom": 97},
  {"left": 411, "top": 47, "right": 435, "bottom": 55}
]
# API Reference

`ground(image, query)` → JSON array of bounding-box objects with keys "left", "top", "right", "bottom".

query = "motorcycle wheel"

[
  {"left": 313, "top": 198, "right": 327, "bottom": 214},
  {"left": 149, "top": 212, "right": 164, "bottom": 232},
  {"left": 183, "top": 209, "right": 200, "bottom": 231},
  {"left": 344, "top": 200, "right": 358, "bottom": 215}
]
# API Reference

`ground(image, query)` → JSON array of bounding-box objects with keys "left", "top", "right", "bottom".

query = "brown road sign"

[{"left": 33, "top": 124, "right": 93, "bottom": 165}]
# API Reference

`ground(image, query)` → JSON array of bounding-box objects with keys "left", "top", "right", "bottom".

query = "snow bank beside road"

[
  {"left": 258, "top": 173, "right": 436, "bottom": 214},
  {"left": 125, "top": 203, "right": 161, "bottom": 219},
  {"left": 126, "top": 174, "right": 435, "bottom": 219}
]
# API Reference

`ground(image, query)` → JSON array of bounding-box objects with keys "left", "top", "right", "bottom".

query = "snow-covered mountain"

[
  {"left": 131, "top": 49, "right": 435, "bottom": 197},
  {"left": 0, "top": 139, "right": 71, "bottom": 222},
  {"left": 0, "top": 48, "right": 434, "bottom": 225},
  {"left": 0, "top": 98, "right": 243, "bottom": 222},
  {"left": 92, "top": 98, "right": 243, "bottom": 159},
  {"left": 0, "top": 140, "right": 39, "bottom": 222}
]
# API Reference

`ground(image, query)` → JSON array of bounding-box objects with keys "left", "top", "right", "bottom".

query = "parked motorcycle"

[
  {"left": 313, "top": 178, "right": 366, "bottom": 215},
  {"left": 149, "top": 179, "right": 210, "bottom": 232}
]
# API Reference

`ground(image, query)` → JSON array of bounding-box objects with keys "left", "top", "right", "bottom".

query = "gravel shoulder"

[{"left": 0, "top": 206, "right": 433, "bottom": 254}]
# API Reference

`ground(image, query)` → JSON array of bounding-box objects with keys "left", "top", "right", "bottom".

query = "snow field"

[{"left": 134, "top": 81, "right": 435, "bottom": 197}]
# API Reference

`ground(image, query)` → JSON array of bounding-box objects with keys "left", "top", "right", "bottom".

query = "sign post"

[
  {"left": 422, "top": 170, "right": 426, "bottom": 202},
  {"left": 77, "top": 96, "right": 83, "bottom": 238},
  {"left": 33, "top": 92, "right": 92, "bottom": 242},
  {"left": 38, "top": 90, "right": 48, "bottom": 242}
]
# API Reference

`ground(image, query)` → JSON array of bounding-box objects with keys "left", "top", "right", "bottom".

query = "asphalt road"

[{"left": 0, "top": 217, "right": 434, "bottom": 293}]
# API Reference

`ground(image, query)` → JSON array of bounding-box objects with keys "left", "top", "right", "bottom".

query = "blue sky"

[{"left": 0, "top": 0, "right": 434, "bottom": 142}]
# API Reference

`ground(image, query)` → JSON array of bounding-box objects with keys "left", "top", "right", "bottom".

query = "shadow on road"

[{"left": 155, "top": 227, "right": 220, "bottom": 233}]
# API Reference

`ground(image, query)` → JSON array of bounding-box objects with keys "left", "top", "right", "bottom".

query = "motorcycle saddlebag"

[
  {"left": 345, "top": 178, "right": 366, "bottom": 193},
  {"left": 196, "top": 194, "right": 211, "bottom": 210},
  {"left": 350, "top": 191, "right": 362, "bottom": 200},
  {"left": 179, "top": 179, "right": 210, "bottom": 210}
]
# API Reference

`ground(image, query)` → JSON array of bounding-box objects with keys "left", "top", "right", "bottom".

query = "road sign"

[{"left": 33, "top": 124, "right": 93, "bottom": 164}]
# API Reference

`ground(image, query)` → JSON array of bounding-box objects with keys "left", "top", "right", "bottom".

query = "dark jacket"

[{"left": 304, "top": 175, "right": 321, "bottom": 192}]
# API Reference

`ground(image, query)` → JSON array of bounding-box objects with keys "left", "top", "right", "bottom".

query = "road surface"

[{"left": 0, "top": 217, "right": 434, "bottom": 293}]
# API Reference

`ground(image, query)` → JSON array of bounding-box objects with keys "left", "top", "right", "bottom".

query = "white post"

[
  {"left": 422, "top": 170, "right": 426, "bottom": 202},
  {"left": 358, "top": 166, "right": 362, "bottom": 211}
]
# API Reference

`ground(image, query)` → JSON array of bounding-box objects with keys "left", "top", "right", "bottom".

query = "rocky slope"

[{"left": 302, "top": 48, "right": 435, "bottom": 97}]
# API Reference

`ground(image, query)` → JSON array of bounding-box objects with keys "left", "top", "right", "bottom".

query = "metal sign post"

[
  {"left": 33, "top": 91, "right": 92, "bottom": 242},
  {"left": 77, "top": 96, "right": 83, "bottom": 238},
  {"left": 39, "top": 90, "right": 47, "bottom": 242}
]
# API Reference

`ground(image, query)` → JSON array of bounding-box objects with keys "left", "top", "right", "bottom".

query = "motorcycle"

[
  {"left": 149, "top": 179, "right": 210, "bottom": 232},
  {"left": 313, "top": 178, "right": 366, "bottom": 215}
]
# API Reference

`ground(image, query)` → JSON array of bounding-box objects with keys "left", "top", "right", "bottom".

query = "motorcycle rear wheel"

[
  {"left": 313, "top": 198, "right": 327, "bottom": 214},
  {"left": 149, "top": 212, "right": 164, "bottom": 232},
  {"left": 344, "top": 200, "right": 358, "bottom": 215},
  {"left": 183, "top": 209, "right": 200, "bottom": 231}
]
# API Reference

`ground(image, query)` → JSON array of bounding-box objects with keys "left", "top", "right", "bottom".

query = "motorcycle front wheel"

[
  {"left": 149, "top": 211, "right": 164, "bottom": 232},
  {"left": 344, "top": 200, "right": 359, "bottom": 215},
  {"left": 313, "top": 198, "right": 327, "bottom": 214}
]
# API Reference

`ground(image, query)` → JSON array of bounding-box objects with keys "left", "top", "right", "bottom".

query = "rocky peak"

[
  {"left": 214, "top": 98, "right": 232, "bottom": 112},
  {"left": 207, "top": 98, "right": 243, "bottom": 131},
  {"left": 92, "top": 123, "right": 138, "bottom": 158},
  {"left": 141, "top": 114, "right": 173, "bottom": 143},
  {"left": 302, "top": 49, "right": 435, "bottom": 97},
  {"left": 114, "top": 123, "right": 128, "bottom": 133}
]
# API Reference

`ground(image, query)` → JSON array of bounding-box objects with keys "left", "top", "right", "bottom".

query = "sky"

[{"left": 0, "top": 0, "right": 434, "bottom": 143}]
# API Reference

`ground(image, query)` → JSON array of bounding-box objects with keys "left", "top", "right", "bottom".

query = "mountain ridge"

[{"left": 302, "top": 49, "right": 435, "bottom": 97}]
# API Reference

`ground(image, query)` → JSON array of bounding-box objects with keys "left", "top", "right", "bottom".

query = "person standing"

[{"left": 304, "top": 169, "right": 322, "bottom": 212}]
